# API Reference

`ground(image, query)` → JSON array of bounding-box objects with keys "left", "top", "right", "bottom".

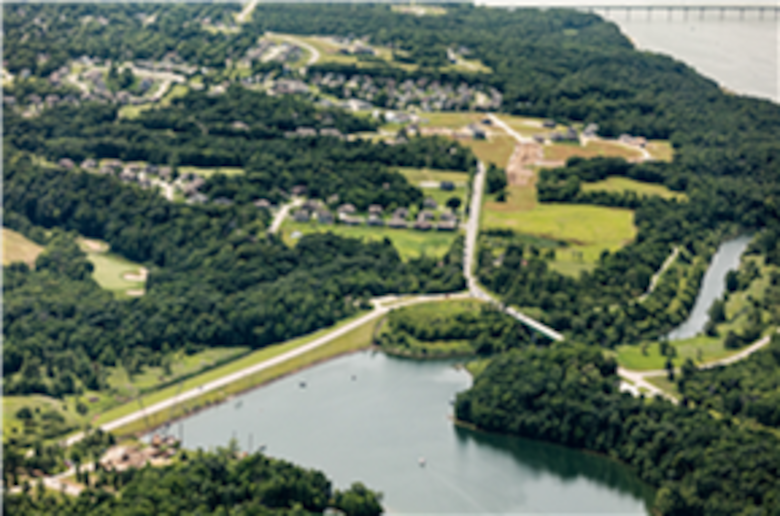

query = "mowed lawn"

[
  {"left": 86, "top": 253, "right": 146, "bottom": 296},
  {"left": 582, "top": 177, "right": 687, "bottom": 201},
  {"left": 3, "top": 228, "right": 43, "bottom": 267},
  {"left": 282, "top": 221, "right": 459, "bottom": 260},
  {"left": 78, "top": 237, "right": 147, "bottom": 297}
]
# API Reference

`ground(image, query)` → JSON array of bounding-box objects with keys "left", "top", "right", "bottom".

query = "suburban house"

[
  {"left": 254, "top": 199, "right": 272, "bottom": 209},
  {"left": 440, "top": 181, "right": 455, "bottom": 191},
  {"left": 418, "top": 210, "right": 436, "bottom": 221},
  {"left": 58, "top": 158, "right": 75, "bottom": 169},
  {"left": 388, "top": 218, "right": 408, "bottom": 229},
  {"left": 367, "top": 214, "right": 384, "bottom": 226},
  {"left": 317, "top": 210, "right": 334, "bottom": 224},
  {"left": 368, "top": 204, "right": 384, "bottom": 215},
  {"left": 413, "top": 220, "right": 432, "bottom": 231},
  {"left": 80, "top": 158, "right": 97, "bottom": 169},
  {"left": 341, "top": 215, "right": 363, "bottom": 226},
  {"left": 338, "top": 203, "right": 357, "bottom": 215},
  {"left": 293, "top": 210, "right": 311, "bottom": 223},
  {"left": 436, "top": 220, "right": 458, "bottom": 231},
  {"left": 423, "top": 197, "right": 438, "bottom": 209},
  {"left": 393, "top": 207, "right": 409, "bottom": 219},
  {"left": 291, "top": 185, "right": 308, "bottom": 196}
]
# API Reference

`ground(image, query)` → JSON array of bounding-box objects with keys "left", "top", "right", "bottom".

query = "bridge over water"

[{"left": 475, "top": 1, "right": 780, "bottom": 19}]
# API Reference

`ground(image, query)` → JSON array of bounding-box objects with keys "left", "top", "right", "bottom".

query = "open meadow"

[{"left": 3, "top": 228, "right": 43, "bottom": 267}]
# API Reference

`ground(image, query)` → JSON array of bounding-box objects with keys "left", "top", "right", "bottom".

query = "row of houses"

[
  {"left": 292, "top": 202, "right": 458, "bottom": 231},
  {"left": 310, "top": 72, "right": 502, "bottom": 112}
]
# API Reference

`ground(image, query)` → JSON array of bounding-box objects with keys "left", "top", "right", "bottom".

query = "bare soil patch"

[{"left": 506, "top": 142, "right": 543, "bottom": 186}]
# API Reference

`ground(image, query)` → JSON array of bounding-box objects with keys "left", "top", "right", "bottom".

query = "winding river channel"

[{"left": 165, "top": 351, "right": 654, "bottom": 513}]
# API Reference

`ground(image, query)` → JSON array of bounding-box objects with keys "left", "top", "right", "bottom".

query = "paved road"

[
  {"left": 63, "top": 293, "right": 470, "bottom": 448},
  {"left": 236, "top": 0, "right": 259, "bottom": 24},
  {"left": 268, "top": 198, "right": 302, "bottom": 234},
  {"left": 464, "top": 160, "right": 565, "bottom": 341},
  {"left": 272, "top": 33, "right": 321, "bottom": 67},
  {"left": 487, "top": 113, "right": 535, "bottom": 144},
  {"left": 618, "top": 330, "right": 777, "bottom": 402}
]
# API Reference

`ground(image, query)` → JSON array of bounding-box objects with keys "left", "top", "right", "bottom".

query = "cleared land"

[
  {"left": 397, "top": 167, "right": 468, "bottom": 185},
  {"left": 178, "top": 165, "right": 244, "bottom": 178},
  {"left": 420, "top": 112, "right": 485, "bottom": 129},
  {"left": 482, "top": 202, "right": 636, "bottom": 262},
  {"left": 647, "top": 140, "right": 674, "bottom": 161},
  {"left": 494, "top": 114, "right": 569, "bottom": 138},
  {"left": 581, "top": 177, "right": 688, "bottom": 201},
  {"left": 3, "top": 228, "right": 43, "bottom": 267},
  {"left": 461, "top": 135, "right": 515, "bottom": 168},
  {"left": 543, "top": 140, "right": 644, "bottom": 162},
  {"left": 282, "top": 221, "right": 459, "bottom": 260}
]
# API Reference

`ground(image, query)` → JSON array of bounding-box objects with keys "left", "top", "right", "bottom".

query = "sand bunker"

[{"left": 123, "top": 267, "right": 148, "bottom": 282}]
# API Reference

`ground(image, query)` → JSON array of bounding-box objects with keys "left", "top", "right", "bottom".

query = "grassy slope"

[
  {"left": 3, "top": 228, "right": 44, "bottom": 267},
  {"left": 107, "top": 309, "right": 379, "bottom": 436},
  {"left": 646, "top": 140, "right": 674, "bottom": 161},
  {"left": 582, "top": 176, "right": 688, "bottom": 201}
]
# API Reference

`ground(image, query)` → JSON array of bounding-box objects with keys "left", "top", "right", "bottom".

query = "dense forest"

[
  {"left": 456, "top": 344, "right": 780, "bottom": 514},
  {"left": 680, "top": 334, "right": 780, "bottom": 429},
  {"left": 3, "top": 151, "right": 465, "bottom": 397},
  {"left": 4, "top": 87, "right": 473, "bottom": 207},
  {"left": 4, "top": 446, "right": 383, "bottom": 516}
]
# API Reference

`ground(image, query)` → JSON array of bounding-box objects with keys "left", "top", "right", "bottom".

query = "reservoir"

[
  {"left": 481, "top": 2, "right": 778, "bottom": 103},
  {"left": 169, "top": 351, "right": 654, "bottom": 513},
  {"left": 667, "top": 235, "right": 752, "bottom": 341}
]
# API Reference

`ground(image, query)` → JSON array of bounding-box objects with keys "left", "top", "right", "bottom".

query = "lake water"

[
  {"left": 667, "top": 235, "right": 752, "bottom": 341},
  {"left": 479, "top": 2, "right": 778, "bottom": 103},
  {"left": 166, "top": 351, "right": 654, "bottom": 513},
  {"left": 607, "top": 11, "right": 778, "bottom": 103}
]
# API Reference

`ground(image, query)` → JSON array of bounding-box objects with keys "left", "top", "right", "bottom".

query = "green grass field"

[
  {"left": 3, "top": 395, "right": 82, "bottom": 444},
  {"left": 3, "top": 228, "right": 44, "bottom": 267},
  {"left": 460, "top": 135, "right": 515, "bottom": 168},
  {"left": 77, "top": 237, "right": 147, "bottom": 297},
  {"left": 420, "top": 112, "right": 484, "bottom": 129},
  {"left": 282, "top": 221, "right": 459, "bottom": 260},
  {"left": 615, "top": 336, "right": 731, "bottom": 371},
  {"left": 543, "top": 140, "right": 644, "bottom": 162},
  {"left": 582, "top": 177, "right": 688, "bottom": 201},
  {"left": 647, "top": 141, "right": 674, "bottom": 162},
  {"left": 494, "top": 114, "right": 566, "bottom": 137},
  {"left": 397, "top": 167, "right": 469, "bottom": 185},
  {"left": 482, "top": 203, "right": 636, "bottom": 263},
  {"left": 87, "top": 253, "right": 146, "bottom": 295}
]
